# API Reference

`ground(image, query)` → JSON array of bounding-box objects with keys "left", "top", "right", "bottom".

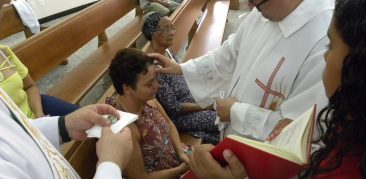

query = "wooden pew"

[
  {"left": 12, "top": 0, "right": 140, "bottom": 81},
  {"left": 183, "top": 0, "right": 230, "bottom": 62},
  {"left": 230, "top": 0, "right": 240, "bottom": 10},
  {"left": 0, "top": 0, "right": 10, "bottom": 4},
  {"left": 0, "top": 4, "right": 33, "bottom": 40},
  {"left": 169, "top": 0, "right": 207, "bottom": 54},
  {"left": 68, "top": 139, "right": 98, "bottom": 179}
]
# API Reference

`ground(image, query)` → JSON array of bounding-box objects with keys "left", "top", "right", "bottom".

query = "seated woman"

[
  {"left": 106, "top": 48, "right": 189, "bottom": 178},
  {"left": 142, "top": 12, "right": 219, "bottom": 144},
  {"left": 0, "top": 44, "right": 79, "bottom": 119},
  {"left": 187, "top": 0, "right": 366, "bottom": 178}
]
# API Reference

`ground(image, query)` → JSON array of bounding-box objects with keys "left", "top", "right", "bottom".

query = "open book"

[{"left": 182, "top": 105, "right": 316, "bottom": 179}]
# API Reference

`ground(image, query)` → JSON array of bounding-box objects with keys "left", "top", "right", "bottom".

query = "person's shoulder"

[
  {"left": 146, "top": 99, "right": 158, "bottom": 108},
  {"left": 128, "top": 123, "right": 141, "bottom": 141}
]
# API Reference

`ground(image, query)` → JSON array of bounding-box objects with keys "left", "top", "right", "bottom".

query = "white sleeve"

[
  {"left": 94, "top": 162, "right": 122, "bottom": 179},
  {"left": 181, "top": 15, "right": 248, "bottom": 107},
  {"left": 30, "top": 116, "right": 61, "bottom": 151},
  {"left": 230, "top": 50, "right": 328, "bottom": 141}
]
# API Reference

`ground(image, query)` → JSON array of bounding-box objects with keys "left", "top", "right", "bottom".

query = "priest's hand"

[
  {"left": 148, "top": 53, "right": 183, "bottom": 75},
  {"left": 64, "top": 104, "right": 119, "bottom": 141},
  {"left": 188, "top": 144, "right": 247, "bottom": 179},
  {"left": 96, "top": 127, "right": 133, "bottom": 170},
  {"left": 216, "top": 98, "right": 237, "bottom": 122},
  {"left": 266, "top": 118, "right": 293, "bottom": 141}
]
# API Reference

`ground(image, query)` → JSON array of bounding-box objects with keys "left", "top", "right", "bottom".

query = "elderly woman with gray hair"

[{"left": 142, "top": 12, "right": 219, "bottom": 144}]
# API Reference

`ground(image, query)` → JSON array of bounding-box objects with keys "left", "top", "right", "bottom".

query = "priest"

[{"left": 151, "top": 0, "right": 333, "bottom": 141}]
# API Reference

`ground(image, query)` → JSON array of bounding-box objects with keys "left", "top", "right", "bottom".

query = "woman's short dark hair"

[
  {"left": 109, "top": 48, "right": 154, "bottom": 95},
  {"left": 300, "top": 0, "right": 366, "bottom": 178}
]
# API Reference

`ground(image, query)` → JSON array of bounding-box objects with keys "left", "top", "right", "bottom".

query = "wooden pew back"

[
  {"left": 0, "top": 4, "right": 31, "bottom": 40},
  {"left": 183, "top": 0, "right": 230, "bottom": 62},
  {"left": 12, "top": 0, "right": 139, "bottom": 80}
]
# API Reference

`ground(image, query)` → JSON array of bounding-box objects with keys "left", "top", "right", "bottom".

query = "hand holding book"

[
  {"left": 182, "top": 105, "right": 316, "bottom": 179},
  {"left": 186, "top": 144, "right": 247, "bottom": 179}
]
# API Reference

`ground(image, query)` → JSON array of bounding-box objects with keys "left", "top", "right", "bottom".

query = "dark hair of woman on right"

[{"left": 300, "top": 0, "right": 366, "bottom": 178}]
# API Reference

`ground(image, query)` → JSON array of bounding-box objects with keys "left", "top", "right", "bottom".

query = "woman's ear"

[
  {"left": 122, "top": 84, "right": 131, "bottom": 96},
  {"left": 151, "top": 32, "right": 158, "bottom": 40}
]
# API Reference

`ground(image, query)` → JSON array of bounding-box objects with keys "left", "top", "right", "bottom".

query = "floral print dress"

[
  {"left": 106, "top": 97, "right": 180, "bottom": 171},
  {"left": 156, "top": 49, "right": 219, "bottom": 144}
]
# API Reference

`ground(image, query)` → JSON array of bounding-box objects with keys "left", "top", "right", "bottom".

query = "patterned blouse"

[
  {"left": 156, "top": 49, "right": 219, "bottom": 144},
  {"left": 106, "top": 97, "right": 180, "bottom": 171}
]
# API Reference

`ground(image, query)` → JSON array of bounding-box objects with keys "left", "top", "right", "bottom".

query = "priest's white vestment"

[
  {"left": 181, "top": 0, "right": 333, "bottom": 140},
  {"left": 0, "top": 88, "right": 122, "bottom": 179}
]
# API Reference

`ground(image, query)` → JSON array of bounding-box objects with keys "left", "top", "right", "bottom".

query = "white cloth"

[
  {"left": 0, "top": 88, "right": 122, "bottom": 179},
  {"left": 94, "top": 162, "right": 122, "bottom": 179},
  {"left": 11, "top": 0, "right": 40, "bottom": 34},
  {"left": 181, "top": 0, "right": 333, "bottom": 141}
]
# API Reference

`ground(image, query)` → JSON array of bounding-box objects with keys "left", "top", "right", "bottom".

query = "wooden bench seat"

[
  {"left": 169, "top": 0, "right": 207, "bottom": 53},
  {"left": 183, "top": 0, "right": 230, "bottom": 62}
]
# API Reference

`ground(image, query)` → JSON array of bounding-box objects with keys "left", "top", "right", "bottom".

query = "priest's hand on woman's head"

[
  {"left": 64, "top": 104, "right": 119, "bottom": 141},
  {"left": 96, "top": 127, "right": 133, "bottom": 170},
  {"left": 147, "top": 53, "right": 183, "bottom": 75}
]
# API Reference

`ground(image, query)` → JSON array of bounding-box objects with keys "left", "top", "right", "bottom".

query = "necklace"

[
  {"left": 113, "top": 97, "right": 143, "bottom": 117},
  {"left": 0, "top": 49, "right": 16, "bottom": 82}
]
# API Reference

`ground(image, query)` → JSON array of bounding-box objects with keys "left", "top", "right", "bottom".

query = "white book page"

[{"left": 267, "top": 106, "right": 314, "bottom": 163}]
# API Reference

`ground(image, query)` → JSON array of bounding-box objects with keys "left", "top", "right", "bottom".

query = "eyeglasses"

[
  {"left": 249, "top": 0, "right": 269, "bottom": 10},
  {"left": 157, "top": 27, "right": 176, "bottom": 34}
]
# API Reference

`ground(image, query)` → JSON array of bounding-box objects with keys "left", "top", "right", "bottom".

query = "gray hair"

[{"left": 141, "top": 12, "right": 163, "bottom": 41}]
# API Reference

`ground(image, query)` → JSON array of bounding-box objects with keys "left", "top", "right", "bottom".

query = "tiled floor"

[{"left": 0, "top": 1, "right": 251, "bottom": 105}]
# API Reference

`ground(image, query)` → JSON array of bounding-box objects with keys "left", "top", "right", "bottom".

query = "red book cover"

[
  {"left": 181, "top": 137, "right": 305, "bottom": 179},
  {"left": 181, "top": 105, "right": 316, "bottom": 179}
]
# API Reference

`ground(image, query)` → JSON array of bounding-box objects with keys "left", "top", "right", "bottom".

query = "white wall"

[{"left": 29, "top": 0, "right": 97, "bottom": 19}]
